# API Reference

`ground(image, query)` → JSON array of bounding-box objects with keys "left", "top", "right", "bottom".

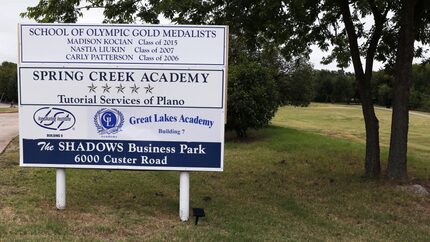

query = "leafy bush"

[{"left": 226, "top": 62, "right": 280, "bottom": 138}]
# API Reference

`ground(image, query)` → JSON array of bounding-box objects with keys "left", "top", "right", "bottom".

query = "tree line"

[
  {"left": 311, "top": 64, "right": 430, "bottom": 112},
  {"left": 226, "top": 55, "right": 430, "bottom": 137}
]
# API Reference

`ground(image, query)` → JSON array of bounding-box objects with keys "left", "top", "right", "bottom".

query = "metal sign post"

[
  {"left": 179, "top": 172, "right": 190, "bottom": 221},
  {"left": 56, "top": 169, "right": 66, "bottom": 209}
]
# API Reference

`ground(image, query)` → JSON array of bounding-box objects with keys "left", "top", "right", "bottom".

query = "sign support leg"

[
  {"left": 179, "top": 172, "right": 190, "bottom": 221},
  {"left": 56, "top": 169, "right": 66, "bottom": 210}
]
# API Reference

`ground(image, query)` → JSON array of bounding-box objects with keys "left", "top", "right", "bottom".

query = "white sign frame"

[{"left": 18, "top": 23, "right": 228, "bottom": 172}]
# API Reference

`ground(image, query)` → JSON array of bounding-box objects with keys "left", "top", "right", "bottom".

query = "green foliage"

[
  {"left": 279, "top": 59, "right": 314, "bottom": 106},
  {"left": 369, "top": 63, "right": 430, "bottom": 111},
  {"left": 377, "top": 84, "right": 392, "bottom": 108},
  {"left": 16, "top": 1, "right": 395, "bottom": 63},
  {"left": 409, "top": 88, "right": 423, "bottom": 110},
  {"left": 309, "top": 64, "right": 430, "bottom": 112},
  {"left": 226, "top": 62, "right": 279, "bottom": 138},
  {"left": 421, "top": 96, "right": 430, "bottom": 111},
  {"left": 21, "top": 0, "right": 83, "bottom": 23},
  {"left": 21, "top": 0, "right": 161, "bottom": 23},
  {"left": 313, "top": 70, "right": 335, "bottom": 103},
  {"left": 246, "top": 43, "right": 314, "bottom": 108},
  {"left": 332, "top": 73, "right": 356, "bottom": 103},
  {"left": 226, "top": 40, "right": 312, "bottom": 138},
  {"left": 0, "top": 62, "right": 18, "bottom": 103},
  {"left": 410, "top": 64, "right": 430, "bottom": 111},
  {"left": 313, "top": 70, "right": 357, "bottom": 103}
]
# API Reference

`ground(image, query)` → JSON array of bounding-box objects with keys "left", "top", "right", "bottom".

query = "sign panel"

[
  {"left": 18, "top": 24, "right": 227, "bottom": 171},
  {"left": 19, "top": 67, "right": 224, "bottom": 108},
  {"left": 20, "top": 24, "right": 226, "bottom": 65}
]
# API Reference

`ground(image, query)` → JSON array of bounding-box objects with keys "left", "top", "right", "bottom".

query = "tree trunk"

[
  {"left": 387, "top": 0, "right": 417, "bottom": 179},
  {"left": 358, "top": 80, "right": 381, "bottom": 177},
  {"left": 340, "top": 0, "right": 381, "bottom": 177}
]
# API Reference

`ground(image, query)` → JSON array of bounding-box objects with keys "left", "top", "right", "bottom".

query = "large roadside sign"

[{"left": 18, "top": 24, "right": 228, "bottom": 171}]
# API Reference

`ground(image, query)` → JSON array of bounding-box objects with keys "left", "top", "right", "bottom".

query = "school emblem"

[{"left": 94, "top": 108, "right": 124, "bottom": 135}]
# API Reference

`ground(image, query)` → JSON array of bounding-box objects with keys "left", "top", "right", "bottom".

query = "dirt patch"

[{"left": 0, "top": 207, "right": 17, "bottom": 222}]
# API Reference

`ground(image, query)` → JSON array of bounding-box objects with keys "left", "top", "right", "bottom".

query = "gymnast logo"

[{"left": 33, "top": 107, "right": 76, "bottom": 131}]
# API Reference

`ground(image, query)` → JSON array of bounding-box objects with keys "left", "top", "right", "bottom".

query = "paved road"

[
  {"left": 0, "top": 112, "right": 19, "bottom": 154},
  {"left": 374, "top": 106, "right": 430, "bottom": 118},
  {"left": 409, "top": 110, "right": 430, "bottom": 118},
  {"left": 346, "top": 105, "right": 430, "bottom": 118}
]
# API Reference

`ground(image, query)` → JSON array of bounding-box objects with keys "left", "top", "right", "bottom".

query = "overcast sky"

[{"left": 0, "top": 1, "right": 380, "bottom": 72}]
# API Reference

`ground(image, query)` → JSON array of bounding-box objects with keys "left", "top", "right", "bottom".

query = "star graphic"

[
  {"left": 116, "top": 84, "right": 126, "bottom": 93},
  {"left": 102, "top": 83, "right": 111, "bottom": 93},
  {"left": 130, "top": 84, "right": 140, "bottom": 94},
  {"left": 144, "top": 84, "right": 154, "bottom": 94},
  {"left": 88, "top": 83, "right": 97, "bottom": 93}
]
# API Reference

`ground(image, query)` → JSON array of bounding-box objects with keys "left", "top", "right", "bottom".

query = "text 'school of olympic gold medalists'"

[{"left": 21, "top": 25, "right": 225, "bottom": 64}]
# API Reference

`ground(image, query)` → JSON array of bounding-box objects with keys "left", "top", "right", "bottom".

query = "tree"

[
  {"left": 410, "top": 64, "right": 430, "bottom": 112},
  {"left": 377, "top": 84, "right": 392, "bottom": 108},
  {"left": 23, "top": 0, "right": 430, "bottom": 179},
  {"left": 314, "top": 70, "right": 336, "bottom": 103},
  {"left": 386, "top": 0, "right": 430, "bottom": 179},
  {"left": 0, "top": 62, "right": 18, "bottom": 103},
  {"left": 312, "top": 70, "right": 357, "bottom": 104},
  {"left": 332, "top": 72, "right": 355, "bottom": 103},
  {"left": 227, "top": 61, "right": 280, "bottom": 138},
  {"left": 281, "top": 2, "right": 387, "bottom": 177},
  {"left": 279, "top": 58, "right": 314, "bottom": 107}
]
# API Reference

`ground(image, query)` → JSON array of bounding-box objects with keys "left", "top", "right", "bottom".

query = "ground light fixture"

[{"left": 192, "top": 208, "right": 205, "bottom": 225}]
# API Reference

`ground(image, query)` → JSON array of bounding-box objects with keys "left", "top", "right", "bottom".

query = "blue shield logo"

[
  {"left": 101, "top": 111, "right": 117, "bottom": 129},
  {"left": 94, "top": 108, "right": 124, "bottom": 135}
]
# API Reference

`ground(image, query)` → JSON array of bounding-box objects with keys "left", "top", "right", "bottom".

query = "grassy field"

[
  {"left": 1, "top": 104, "right": 430, "bottom": 241},
  {"left": 273, "top": 103, "right": 430, "bottom": 175}
]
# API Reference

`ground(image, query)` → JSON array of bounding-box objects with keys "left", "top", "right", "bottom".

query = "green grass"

[
  {"left": 1, "top": 104, "right": 430, "bottom": 240},
  {"left": 0, "top": 107, "right": 18, "bottom": 113},
  {"left": 273, "top": 103, "right": 430, "bottom": 177}
]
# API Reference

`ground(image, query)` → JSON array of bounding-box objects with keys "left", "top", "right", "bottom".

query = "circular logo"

[
  {"left": 94, "top": 108, "right": 124, "bottom": 135},
  {"left": 33, "top": 107, "right": 76, "bottom": 131}
]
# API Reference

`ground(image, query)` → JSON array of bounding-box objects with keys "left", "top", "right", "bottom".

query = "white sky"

[
  {"left": 0, "top": 0, "right": 105, "bottom": 63},
  {"left": 0, "top": 1, "right": 413, "bottom": 73}
]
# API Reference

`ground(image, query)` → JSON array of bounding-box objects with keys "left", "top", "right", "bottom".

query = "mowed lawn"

[
  {"left": 1, "top": 104, "right": 430, "bottom": 240},
  {"left": 273, "top": 103, "right": 430, "bottom": 174}
]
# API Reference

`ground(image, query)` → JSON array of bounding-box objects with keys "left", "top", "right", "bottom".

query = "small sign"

[{"left": 18, "top": 23, "right": 227, "bottom": 171}]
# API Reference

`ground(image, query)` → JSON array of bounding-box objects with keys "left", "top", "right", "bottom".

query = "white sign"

[
  {"left": 20, "top": 24, "right": 227, "bottom": 66},
  {"left": 19, "top": 67, "right": 225, "bottom": 108},
  {"left": 18, "top": 24, "right": 228, "bottom": 171}
]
